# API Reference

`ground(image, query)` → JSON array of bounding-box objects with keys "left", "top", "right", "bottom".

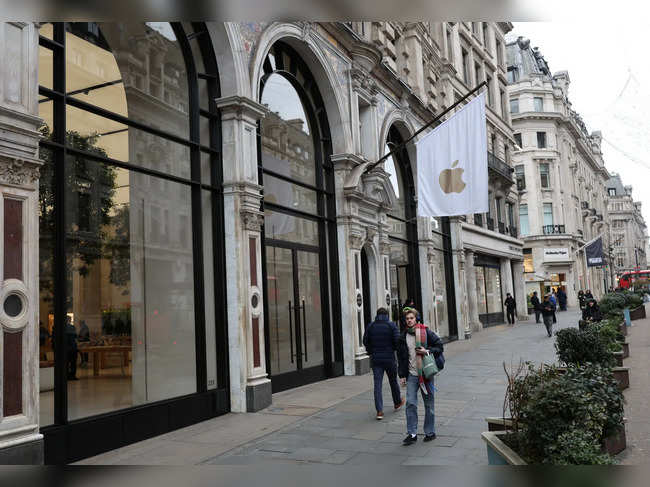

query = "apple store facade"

[{"left": 0, "top": 21, "right": 466, "bottom": 464}]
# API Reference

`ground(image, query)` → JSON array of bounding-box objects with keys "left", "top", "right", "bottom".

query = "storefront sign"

[{"left": 543, "top": 247, "right": 570, "bottom": 262}]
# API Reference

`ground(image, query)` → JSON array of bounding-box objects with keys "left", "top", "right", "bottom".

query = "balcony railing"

[
  {"left": 543, "top": 224, "right": 566, "bottom": 235},
  {"left": 474, "top": 213, "right": 483, "bottom": 227},
  {"left": 509, "top": 226, "right": 518, "bottom": 238},
  {"left": 487, "top": 151, "right": 514, "bottom": 183},
  {"left": 487, "top": 217, "right": 495, "bottom": 231},
  {"left": 498, "top": 221, "right": 506, "bottom": 234}
]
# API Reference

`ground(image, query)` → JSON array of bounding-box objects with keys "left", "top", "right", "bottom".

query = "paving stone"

[
  {"left": 319, "top": 450, "right": 358, "bottom": 465},
  {"left": 286, "top": 447, "right": 336, "bottom": 461},
  {"left": 344, "top": 452, "right": 410, "bottom": 465}
]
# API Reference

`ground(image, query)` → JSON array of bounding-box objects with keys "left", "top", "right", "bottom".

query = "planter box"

[
  {"left": 486, "top": 417, "right": 627, "bottom": 457},
  {"left": 602, "top": 424, "right": 627, "bottom": 456},
  {"left": 630, "top": 305, "right": 646, "bottom": 321},
  {"left": 482, "top": 431, "right": 527, "bottom": 465},
  {"left": 613, "top": 367, "right": 630, "bottom": 391},
  {"left": 622, "top": 342, "right": 630, "bottom": 359},
  {"left": 613, "top": 351, "right": 624, "bottom": 367},
  {"left": 618, "top": 321, "right": 628, "bottom": 336}
]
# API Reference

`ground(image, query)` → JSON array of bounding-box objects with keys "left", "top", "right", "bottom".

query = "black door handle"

[
  {"left": 302, "top": 300, "right": 308, "bottom": 363},
  {"left": 288, "top": 301, "right": 295, "bottom": 363}
]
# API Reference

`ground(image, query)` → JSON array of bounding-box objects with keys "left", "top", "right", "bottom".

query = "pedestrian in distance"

[
  {"left": 362, "top": 308, "right": 404, "bottom": 420},
  {"left": 541, "top": 294, "right": 555, "bottom": 337},
  {"left": 557, "top": 288, "right": 567, "bottom": 311},
  {"left": 530, "top": 291, "right": 542, "bottom": 324},
  {"left": 578, "top": 290, "right": 586, "bottom": 310},
  {"left": 585, "top": 289, "right": 594, "bottom": 300},
  {"left": 504, "top": 293, "right": 516, "bottom": 325},
  {"left": 549, "top": 289, "right": 557, "bottom": 323},
  {"left": 582, "top": 299, "right": 603, "bottom": 323},
  {"left": 397, "top": 309, "right": 444, "bottom": 445}
]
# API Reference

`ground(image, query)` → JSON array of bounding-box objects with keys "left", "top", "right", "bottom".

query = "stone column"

[
  {"left": 511, "top": 260, "right": 527, "bottom": 320},
  {"left": 215, "top": 96, "right": 270, "bottom": 412},
  {"left": 0, "top": 22, "right": 43, "bottom": 463},
  {"left": 500, "top": 257, "right": 514, "bottom": 299},
  {"left": 464, "top": 250, "right": 481, "bottom": 332},
  {"left": 449, "top": 218, "right": 470, "bottom": 339}
]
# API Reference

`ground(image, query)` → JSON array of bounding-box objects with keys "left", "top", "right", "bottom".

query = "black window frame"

[{"left": 37, "top": 22, "right": 229, "bottom": 464}]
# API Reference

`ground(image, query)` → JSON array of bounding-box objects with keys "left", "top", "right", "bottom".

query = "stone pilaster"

[
  {"left": 464, "top": 250, "right": 482, "bottom": 332},
  {"left": 215, "top": 95, "right": 271, "bottom": 412},
  {"left": 511, "top": 261, "right": 527, "bottom": 320},
  {"left": 0, "top": 22, "right": 43, "bottom": 464}
]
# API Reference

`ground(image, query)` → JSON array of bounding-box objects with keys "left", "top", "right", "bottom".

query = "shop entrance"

[
  {"left": 474, "top": 254, "right": 504, "bottom": 326},
  {"left": 265, "top": 245, "right": 326, "bottom": 392}
]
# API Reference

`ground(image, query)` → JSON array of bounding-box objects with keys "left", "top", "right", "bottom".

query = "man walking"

[
  {"left": 531, "top": 291, "right": 541, "bottom": 324},
  {"left": 504, "top": 293, "right": 516, "bottom": 325},
  {"left": 362, "top": 308, "right": 404, "bottom": 420},
  {"left": 557, "top": 288, "right": 567, "bottom": 311},
  {"left": 397, "top": 309, "right": 444, "bottom": 445},
  {"left": 549, "top": 289, "right": 557, "bottom": 323},
  {"left": 541, "top": 294, "right": 555, "bottom": 337}
]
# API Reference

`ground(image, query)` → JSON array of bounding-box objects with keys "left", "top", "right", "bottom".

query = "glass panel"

[
  {"left": 475, "top": 266, "right": 487, "bottom": 315},
  {"left": 264, "top": 209, "right": 318, "bottom": 246},
  {"left": 543, "top": 203, "right": 553, "bottom": 226},
  {"left": 429, "top": 255, "right": 449, "bottom": 336},
  {"left": 40, "top": 23, "right": 53, "bottom": 40},
  {"left": 39, "top": 147, "right": 55, "bottom": 427},
  {"left": 38, "top": 99, "right": 53, "bottom": 134},
  {"left": 65, "top": 158, "right": 196, "bottom": 420},
  {"left": 65, "top": 23, "right": 189, "bottom": 140},
  {"left": 384, "top": 144, "right": 405, "bottom": 220},
  {"left": 389, "top": 240, "right": 409, "bottom": 322},
  {"left": 297, "top": 251, "right": 324, "bottom": 367},
  {"left": 485, "top": 267, "right": 503, "bottom": 316},
  {"left": 39, "top": 45, "right": 53, "bottom": 91},
  {"left": 64, "top": 104, "right": 191, "bottom": 179},
  {"left": 266, "top": 246, "right": 298, "bottom": 375},
  {"left": 260, "top": 73, "right": 316, "bottom": 187},
  {"left": 203, "top": 190, "right": 217, "bottom": 389},
  {"left": 263, "top": 173, "right": 317, "bottom": 215}
]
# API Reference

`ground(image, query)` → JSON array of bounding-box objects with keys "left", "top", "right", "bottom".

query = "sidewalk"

[
  {"left": 617, "top": 304, "right": 650, "bottom": 465},
  {"left": 78, "top": 310, "right": 579, "bottom": 465}
]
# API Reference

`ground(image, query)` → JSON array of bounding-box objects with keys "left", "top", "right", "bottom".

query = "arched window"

[
  {"left": 384, "top": 126, "right": 421, "bottom": 322},
  {"left": 259, "top": 41, "right": 340, "bottom": 392},
  {"left": 37, "top": 23, "right": 226, "bottom": 455}
]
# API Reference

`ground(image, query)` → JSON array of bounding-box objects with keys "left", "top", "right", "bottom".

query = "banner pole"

[{"left": 362, "top": 81, "right": 487, "bottom": 175}]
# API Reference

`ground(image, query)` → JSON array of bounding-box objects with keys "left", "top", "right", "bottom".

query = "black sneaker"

[
  {"left": 403, "top": 434, "right": 417, "bottom": 445},
  {"left": 423, "top": 434, "right": 436, "bottom": 442}
]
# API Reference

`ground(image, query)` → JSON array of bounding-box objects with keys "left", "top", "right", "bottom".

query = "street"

[{"left": 79, "top": 309, "right": 581, "bottom": 465}]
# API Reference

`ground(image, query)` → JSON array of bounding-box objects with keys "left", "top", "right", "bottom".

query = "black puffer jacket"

[
  {"left": 397, "top": 327, "right": 444, "bottom": 379},
  {"left": 362, "top": 313, "right": 400, "bottom": 366}
]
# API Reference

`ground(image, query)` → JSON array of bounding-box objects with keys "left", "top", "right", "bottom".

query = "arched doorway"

[
  {"left": 37, "top": 22, "right": 227, "bottom": 463},
  {"left": 258, "top": 41, "right": 341, "bottom": 392},
  {"left": 360, "top": 245, "right": 377, "bottom": 330},
  {"left": 384, "top": 126, "right": 422, "bottom": 324}
]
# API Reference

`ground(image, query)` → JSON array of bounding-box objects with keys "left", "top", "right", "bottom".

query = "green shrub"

[
  {"left": 507, "top": 364, "right": 622, "bottom": 465},
  {"left": 599, "top": 293, "right": 626, "bottom": 317},
  {"left": 555, "top": 327, "right": 617, "bottom": 368},
  {"left": 592, "top": 321, "right": 624, "bottom": 351}
]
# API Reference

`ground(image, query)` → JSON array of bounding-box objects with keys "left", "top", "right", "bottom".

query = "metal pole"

[{"left": 362, "top": 81, "right": 488, "bottom": 175}]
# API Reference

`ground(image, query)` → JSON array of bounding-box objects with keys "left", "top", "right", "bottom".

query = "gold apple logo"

[{"left": 439, "top": 160, "right": 466, "bottom": 194}]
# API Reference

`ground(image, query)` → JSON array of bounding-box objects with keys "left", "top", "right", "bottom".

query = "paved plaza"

[{"left": 78, "top": 306, "right": 648, "bottom": 465}]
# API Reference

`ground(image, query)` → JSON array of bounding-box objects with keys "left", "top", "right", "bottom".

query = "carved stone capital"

[
  {"left": 0, "top": 155, "right": 41, "bottom": 188},
  {"left": 241, "top": 209, "right": 264, "bottom": 232},
  {"left": 349, "top": 228, "right": 365, "bottom": 250},
  {"left": 379, "top": 239, "right": 392, "bottom": 256}
]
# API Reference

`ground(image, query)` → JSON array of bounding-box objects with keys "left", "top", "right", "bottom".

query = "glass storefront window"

[
  {"left": 264, "top": 210, "right": 319, "bottom": 246},
  {"left": 63, "top": 160, "right": 196, "bottom": 420}
]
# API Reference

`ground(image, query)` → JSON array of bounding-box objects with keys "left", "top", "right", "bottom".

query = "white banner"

[{"left": 416, "top": 92, "right": 488, "bottom": 217}]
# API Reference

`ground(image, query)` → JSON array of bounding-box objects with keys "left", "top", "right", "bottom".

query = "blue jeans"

[
  {"left": 372, "top": 362, "right": 401, "bottom": 413},
  {"left": 406, "top": 374, "right": 435, "bottom": 436}
]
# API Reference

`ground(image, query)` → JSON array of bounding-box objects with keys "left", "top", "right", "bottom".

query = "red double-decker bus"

[{"left": 618, "top": 270, "right": 650, "bottom": 289}]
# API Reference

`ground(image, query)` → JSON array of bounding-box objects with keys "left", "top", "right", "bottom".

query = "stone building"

[
  {"left": 506, "top": 37, "right": 613, "bottom": 306},
  {"left": 606, "top": 173, "right": 648, "bottom": 277},
  {"left": 430, "top": 22, "right": 525, "bottom": 333},
  {"left": 0, "top": 21, "right": 521, "bottom": 464}
]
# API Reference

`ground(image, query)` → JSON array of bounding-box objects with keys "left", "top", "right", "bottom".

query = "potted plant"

[
  {"left": 483, "top": 362, "right": 624, "bottom": 464},
  {"left": 555, "top": 327, "right": 630, "bottom": 390}
]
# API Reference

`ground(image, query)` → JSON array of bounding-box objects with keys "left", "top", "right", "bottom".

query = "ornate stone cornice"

[
  {"left": 215, "top": 96, "right": 267, "bottom": 123},
  {"left": 0, "top": 155, "right": 42, "bottom": 188}
]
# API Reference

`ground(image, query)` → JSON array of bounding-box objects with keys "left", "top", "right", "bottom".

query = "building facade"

[
  {"left": 430, "top": 22, "right": 525, "bottom": 334},
  {"left": 506, "top": 37, "right": 612, "bottom": 306},
  {"left": 606, "top": 173, "right": 648, "bottom": 277},
  {"left": 0, "top": 21, "right": 522, "bottom": 464}
]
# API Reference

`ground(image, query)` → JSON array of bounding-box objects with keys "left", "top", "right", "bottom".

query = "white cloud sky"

[{"left": 511, "top": 21, "right": 650, "bottom": 230}]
